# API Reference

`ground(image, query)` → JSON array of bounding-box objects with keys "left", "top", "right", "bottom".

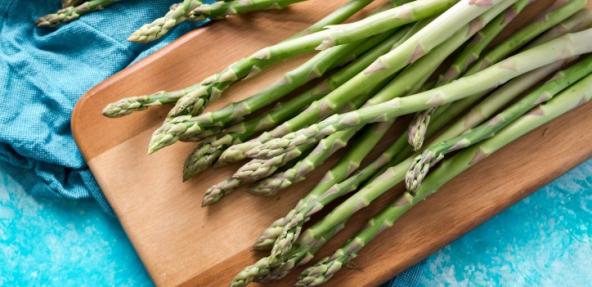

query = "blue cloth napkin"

[{"left": 0, "top": 0, "right": 208, "bottom": 212}]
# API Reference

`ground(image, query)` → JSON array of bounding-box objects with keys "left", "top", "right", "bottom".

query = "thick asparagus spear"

[
  {"left": 408, "top": 3, "right": 592, "bottom": 150},
  {"left": 220, "top": 22, "right": 423, "bottom": 164},
  {"left": 110, "top": 0, "right": 378, "bottom": 116},
  {"left": 296, "top": 72, "right": 592, "bottom": 286},
  {"left": 257, "top": 29, "right": 592, "bottom": 154},
  {"left": 183, "top": 32, "right": 391, "bottom": 180},
  {"left": 405, "top": 56, "right": 592, "bottom": 191},
  {"left": 36, "top": 0, "right": 118, "bottom": 27},
  {"left": 407, "top": 0, "right": 530, "bottom": 150},
  {"left": 128, "top": 0, "right": 203, "bottom": 43},
  {"left": 189, "top": 0, "right": 309, "bottom": 20}
]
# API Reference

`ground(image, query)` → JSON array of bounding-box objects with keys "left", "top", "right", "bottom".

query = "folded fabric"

[{"left": 0, "top": 0, "right": 205, "bottom": 213}]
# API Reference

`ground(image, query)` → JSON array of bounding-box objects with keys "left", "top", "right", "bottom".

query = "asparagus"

[
  {"left": 252, "top": 57, "right": 570, "bottom": 252},
  {"left": 467, "top": 0, "right": 586, "bottom": 73},
  {"left": 251, "top": 0, "right": 519, "bottom": 249},
  {"left": 128, "top": 0, "right": 203, "bottom": 43},
  {"left": 297, "top": 72, "right": 592, "bottom": 286},
  {"left": 189, "top": 0, "right": 309, "bottom": 20},
  {"left": 183, "top": 32, "right": 391, "bottom": 180},
  {"left": 408, "top": 2, "right": 592, "bottom": 150},
  {"left": 246, "top": 0, "right": 521, "bottom": 159},
  {"left": 109, "top": 0, "right": 376, "bottom": 117},
  {"left": 405, "top": 56, "right": 592, "bottom": 191},
  {"left": 257, "top": 29, "right": 592, "bottom": 154},
  {"left": 406, "top": 0, "right": 530, "bottom": 150},
  {"left": 36, "top": 0, "right": 118, "bottom": 27},
  {"left": 220, "top": 22, "right": 424, "bottom": 164}
]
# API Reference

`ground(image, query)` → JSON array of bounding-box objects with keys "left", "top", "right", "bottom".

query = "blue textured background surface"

[{"left": 1, "top": 160, "right": 590, "bottom": 286}]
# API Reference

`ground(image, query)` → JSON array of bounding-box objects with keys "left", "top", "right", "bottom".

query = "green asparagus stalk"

[
  {"left": 220, "top": 22, "right": 424, "bottom": 164},
  {"left": 108, "top": 0, "right": 377, "bottom": 117},
  {"left": 245, "top": 0, "right": 521, "bottom": 159},
  {"left": 189, "top": 0, "right": 309, "bottom": 20},
  {"left": 251, "top": 0, "right": 520, "bottom": 249},
  {"left": 405, "top": 56, "right": 592, "bottom": 191},
  {"left": 183, "top": 32, "right": 392, "bottom": 180},
  {"left": 252, "top": 55, "right": 569, "bottom": 252},
  {"left": 258, "top": 29, "right": 592, "bottom": 154},
  {"left": 36, "top": 0, "right": 118, "bottom": 27},
  {"left": 467, "top": 0, "right": 586, "bottom": 73},
  {"left": 408, "top": 2, "right": 592, "bottom": 151},
  {"left": 128, "top": 0, "right": 203, "bottom": 43},
  {"left": 296, "top": 72, "right": 592, "bottom": 286}
]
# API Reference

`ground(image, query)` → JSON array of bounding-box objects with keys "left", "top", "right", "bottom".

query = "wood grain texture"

[{"left": 72, "top": 1, "right": 592, "bottom": 286}]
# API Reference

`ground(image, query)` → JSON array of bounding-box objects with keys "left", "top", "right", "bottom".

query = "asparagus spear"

[
  {"left": 257, "top": 29, "right": 592, "bottom": 154},
  {"left": 405, "top": 56, "right": 592, "bottom": 191},
  {"left": 408, "top": 2, "right": 592, "bottom": 150},
  {"left": 108, "top": 0, "right": 377, "bottom": 117},
  {"left": 128, "top": 0, "right": 203, "bottom": 43},
  {"left": 220, "top": 22, "right": 423, "bottom": 164},
  {"left": 406, "top": 0, "right": 530, "bottom": 150},
  {"left": 189, "top": 0, "right": 309, "bottom": 20},
  {"left": 36, "top": 0, "right": 119, "bottom": 27},
  {"left": 183, "top": 32, "right": 391, "bottom": 180},
  {"left": 296, "top": 72, "right": 592, "bottom": 286}
]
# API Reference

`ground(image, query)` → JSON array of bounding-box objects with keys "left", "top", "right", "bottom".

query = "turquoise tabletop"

[{"left": 1, "top": 159, "right": 590, "bottom": 286}]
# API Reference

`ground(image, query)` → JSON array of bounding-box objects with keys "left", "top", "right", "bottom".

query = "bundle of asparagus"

[{"left": 101, "top": 0, "right": 592, "bottom": 286}]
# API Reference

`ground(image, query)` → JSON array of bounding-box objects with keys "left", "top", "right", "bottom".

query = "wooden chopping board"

[{"left": 72, "top": 1, "right": 592, "bottom": 286}]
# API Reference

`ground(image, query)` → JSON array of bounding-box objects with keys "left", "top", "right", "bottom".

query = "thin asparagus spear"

[
  {"left": 128, "top": 0, "right": 203, "bottom": 43},
  {"left": 220, "top": 22, "right": 423, "bottom": 164},
  {"left": 297, "top": 72, "right": 592, "bottom": 286},
  {"left": 36, "top": 0, "right": 118, "bottom": 27},
  {"left": 257, "top": 29, "right": 592, "bottom": 154},
  {"left": 527, "top": 9, "right": 592, "bottom": 47},
  {"left": 183, "top": 32, "right": 391, "bottom": 180},
  {"left": 467, "top": 0, "right": 586, "bottom": 73},
  {"left": 189, "top": 0, "right": 309, "bottom": 20},
  {"left": 405, "top": 56, "right": 592, "bottom": 191}
]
